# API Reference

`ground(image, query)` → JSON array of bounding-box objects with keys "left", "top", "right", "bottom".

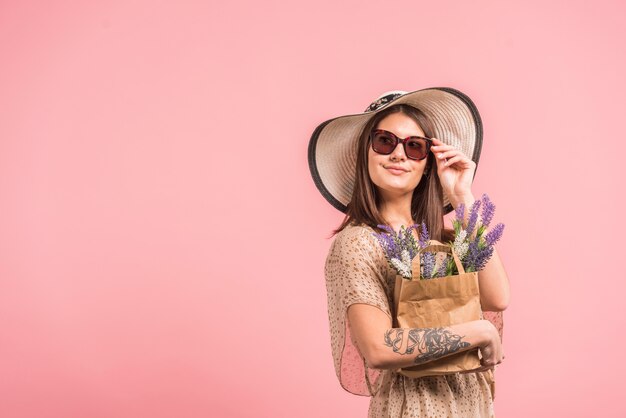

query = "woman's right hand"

[{"left": 474, "top": 319, "right": 504, "bottom": 372}]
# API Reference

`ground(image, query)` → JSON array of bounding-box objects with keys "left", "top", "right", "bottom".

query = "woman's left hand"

[{"left": 430, "top": 138, "right": 475, "bottom": 202}]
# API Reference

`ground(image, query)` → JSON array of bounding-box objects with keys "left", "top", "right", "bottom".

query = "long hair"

[{"left": 328, "top": 103, "right": 454, "bottom": 243}]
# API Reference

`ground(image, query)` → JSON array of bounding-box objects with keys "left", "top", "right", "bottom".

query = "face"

[{"left": 367, "top": 112, "right": 429, "bottom": 198}]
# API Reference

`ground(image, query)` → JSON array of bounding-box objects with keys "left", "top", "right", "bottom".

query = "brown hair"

[{"left": 328, "top": 103, "right": 454, "bottom": 243}]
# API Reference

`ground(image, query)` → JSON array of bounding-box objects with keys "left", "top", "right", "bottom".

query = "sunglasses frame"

[{"left": 369, "top": 129, "right": 433, "bottom": 161}]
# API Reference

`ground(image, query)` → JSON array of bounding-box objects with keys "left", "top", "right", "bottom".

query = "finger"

[
  {"left": 433, "top": 153, "right": 447, "bottom": 166},
  {"left": 435, "top": 153, "right": 448, "bottom": 165},
  {"left": 431, "top": 137, "right": 450, "bottom": 146},
  {"left": 437, "top": 153, "right": 466, "bottom": 167},
  {"left": 435, "top": 148, "right": 463, "bottom": 160},
  {"left": 479, "top": 357, "right": 496, "bottom": 368},
  {"left": 481, "top": 356, "right": 497, "bottom": 368},
  {"left": 443, "top": 156, "right": 461, "bottom": 166},
  {"left": 434, "top": 151, "right": 459, "bottom": 167},
  {"left": 431, "top": 145, "right": 455, "bottom": 154},
  {"left": 431, "top": 142, "right": 453, "bottom": 150}
]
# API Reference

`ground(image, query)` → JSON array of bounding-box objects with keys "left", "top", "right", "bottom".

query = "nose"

[{"left": 389, "top": 142, "right": 407, "bottom": 160}]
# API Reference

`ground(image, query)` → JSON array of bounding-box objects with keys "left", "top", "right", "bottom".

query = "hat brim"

[{"left": 308, "top": 87, "right": 483, "bottom": 215}]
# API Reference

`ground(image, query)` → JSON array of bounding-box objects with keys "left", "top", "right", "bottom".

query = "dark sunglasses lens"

[
  {"left": 406, "top": 138, "right": 428, "bottom": 160},
  {"left": 372, "top": 132, "right": 396, "bottom": 154}
]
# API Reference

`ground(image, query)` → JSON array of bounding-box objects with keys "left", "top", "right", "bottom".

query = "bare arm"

[
  {"left": 477, "top": 246, "right": 510, "bottom": 311},
  {"left": 348, "top": 303, "right": 497, "bottom": 370}
]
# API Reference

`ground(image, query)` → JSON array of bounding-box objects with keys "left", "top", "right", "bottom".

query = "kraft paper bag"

[{"left": 392, "top": 240, "right": 488, "bottom": 380}]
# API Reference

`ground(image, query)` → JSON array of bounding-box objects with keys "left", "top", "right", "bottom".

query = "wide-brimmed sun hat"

[{"left": 307, "top": 87, "right": 483, "bottom": 215}]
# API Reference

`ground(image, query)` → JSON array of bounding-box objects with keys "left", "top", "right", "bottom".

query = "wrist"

[{"left": 451, "top": 192, "right": 475, "bottom": 209}]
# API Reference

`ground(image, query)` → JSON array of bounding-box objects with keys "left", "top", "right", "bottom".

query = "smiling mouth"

[{"left": 386, "top": 167, "right": 407, "bottom": 174}]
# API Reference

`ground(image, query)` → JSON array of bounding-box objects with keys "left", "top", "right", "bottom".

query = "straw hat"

[{"left": 307, "top": 87, "right": 483, "bottom": 215}]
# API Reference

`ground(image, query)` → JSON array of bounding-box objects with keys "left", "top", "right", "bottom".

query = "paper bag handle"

[{"left": 411, "top": 240, "right": 466, "bottom": 277}]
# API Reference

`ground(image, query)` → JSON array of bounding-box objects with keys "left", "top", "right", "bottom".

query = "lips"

[{"left": 385, "top": 166, "right": 408, "bottom": 175}]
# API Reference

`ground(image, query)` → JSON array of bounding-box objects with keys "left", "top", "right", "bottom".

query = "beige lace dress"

[{"left": 324, "top": 223, "right": 504, "bottom": 417}]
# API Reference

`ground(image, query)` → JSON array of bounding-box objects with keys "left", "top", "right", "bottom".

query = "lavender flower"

[
  {"left": 390, "top": 253, "right": 411, "bottom": 278},
  {"left": 372, "top": 223, "right": 423, "bottom": 279},
  {"left": 452, "top": 229, "right": 469, "bottom": 259},
  {"left": 404, "top": 224, "right": 420, "bottom": 261},
  {"left": 464, "top": 239, "right": 481, "bottom": 273},
  {"left": 421, "top": 252, "right": 435, "bottom": 279},
  {"left": 455, "top": 202, "right": 465, "bottom": 224},
  {"left": 372, "top": 225, "right": 401, "bottom": 260},
  {"left": 418, "top": 221, "right": 436, "bottom": 279},
  {"left": 372, "top": 193, "right": 505, "bottom": 279},
  {"left": 419, "top": 220, "right": 430, "bottom": 246},
  {"left": 466, "top": 199, "right": 481, "bottom": 238},
  {"left": 480, "top": 193, "right": 496, "bottom": 228},
  {"left": 430, "top": 193, "right": 504, "bottom": 274},
  {"left": 484, "top": 223, "right": 505, "bottom": 247},
  {"left": 473, "top": 245, "right": 494, "bottom": 272},
  {"left": 435, "top": 255, "right": 448, "bottom": 277}
]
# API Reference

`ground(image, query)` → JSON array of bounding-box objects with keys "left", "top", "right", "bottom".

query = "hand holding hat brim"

[{"left": 431, "top": 137, "right": 478, "bottom": 204}]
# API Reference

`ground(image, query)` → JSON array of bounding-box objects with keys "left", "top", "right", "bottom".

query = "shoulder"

[
  {"left": 325, "top": 223, "right": 390, "bottom": 286},
  {"left": 332, "top": 223, "right": 378, "bottom": 248},
  {"left": 328, "top": 223, "right": 384, "bottom": 261}
]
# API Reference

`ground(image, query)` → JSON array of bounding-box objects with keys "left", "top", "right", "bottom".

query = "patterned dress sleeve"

[
  {"left": 324, "top": 225, "right": 392, "bottom": 397},
  {"left": 482, "top": 311, "right": 504, "bottom": 344}
]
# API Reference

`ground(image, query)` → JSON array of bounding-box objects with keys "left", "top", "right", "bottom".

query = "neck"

[{"left": 377, "top": 187, "right": 417, "bottom": 231}]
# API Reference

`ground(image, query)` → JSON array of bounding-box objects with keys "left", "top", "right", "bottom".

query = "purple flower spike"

[
  {"left": 485, "top": 223, "right": 505, "bottom": 246},
  {"left": 480, "top": 194, "right": 496, "bottom": 228},
  {"left": 372, "top": 233, "right": 394, "bottom": 259},
  {"left": 405, "top": 224, "right": 417, "bottom": 233},
  {"left": 474, "top": 245, "right": 494, "bottom": 271},
  {"left": 466, "top": 199, "right": 481, "bottom": 237},
  {"left": 405, "top": 223, "right": 421, "bottom": 260},
  {"left": 419, "top": 221, "right": 430, "bottom": 246},
  {"left": 436, "top": 255, "right": 448, "bottom": 277},
  {"left": 465, "top": 239, "right": 481, "bottom": 272},
  {"left": 455, "top": 203, "right": 466, "bottom": 224},
  {"left": 373, "top": 225, "right": 401, "bottom": 260},
  {"left": 422, "top": 251, "right": 435, "bottom": 279}
]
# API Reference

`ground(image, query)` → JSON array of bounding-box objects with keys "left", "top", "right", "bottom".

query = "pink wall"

[{"left": 1, "top": 0, "right": 624, "bottom": 417}]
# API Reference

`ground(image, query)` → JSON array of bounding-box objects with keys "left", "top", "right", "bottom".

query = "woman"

[{"left": 308, "top": 88, "right": 510, "bottom": 417}]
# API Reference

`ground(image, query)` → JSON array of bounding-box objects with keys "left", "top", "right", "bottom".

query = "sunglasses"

[{"left": 369, "top": 129, "right": 433, "bottom": 161}]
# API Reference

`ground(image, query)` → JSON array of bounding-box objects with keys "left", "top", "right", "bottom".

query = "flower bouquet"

[
  {"left": 372, "top": 193, "right": 505, "bottom": 280},
  {"left": 371, "top": 193, "right": 505, "bottom": 379}
]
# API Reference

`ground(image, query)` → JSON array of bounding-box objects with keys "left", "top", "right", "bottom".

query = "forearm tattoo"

[{"left": 384, "top": 328, "right": 471, "bottom": 365}]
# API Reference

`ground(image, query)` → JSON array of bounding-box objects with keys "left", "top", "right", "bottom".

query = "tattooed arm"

[{"left": 348, "top": 303, "right": 502, "bottom": 370}]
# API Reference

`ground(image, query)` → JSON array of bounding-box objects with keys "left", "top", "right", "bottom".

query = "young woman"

[{"left": 308, "top": 88, "right": 510, "bottom": 417}]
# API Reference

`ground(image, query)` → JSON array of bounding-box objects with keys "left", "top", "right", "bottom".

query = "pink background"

[{"left": 1, "top": 1, "right": 624, "bottom": 417}]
